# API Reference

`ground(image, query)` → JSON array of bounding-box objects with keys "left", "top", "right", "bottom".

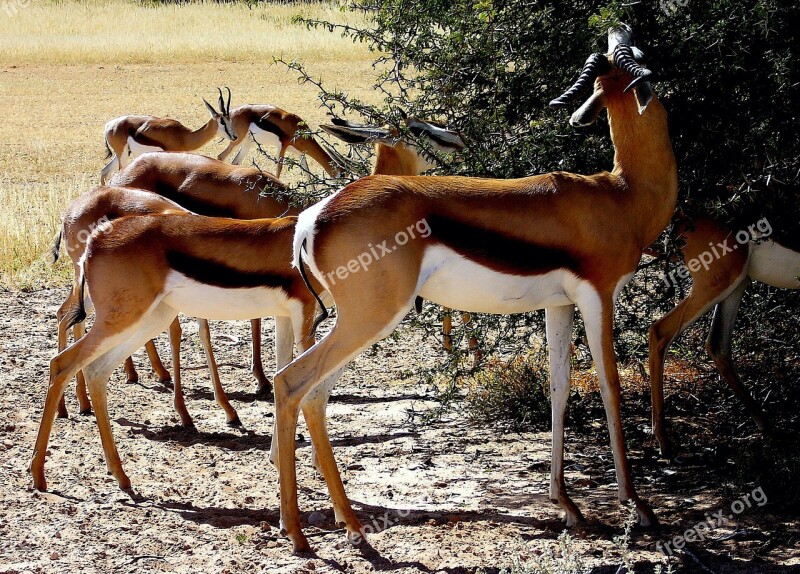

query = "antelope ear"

[
  {"left": 633, "top": 82, "right": 653, "bottom": 114},
  {"left": 320, "top": 123, "right": 393, "bottom": 145},
  {"left": 203, "top": 98, "right": 218, "bottom": 117},
  {"left": 569, "top": 89, "right": 606, "bottom": 127}
]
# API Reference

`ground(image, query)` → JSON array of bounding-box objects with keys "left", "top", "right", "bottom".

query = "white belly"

[
  {"left": 162, "top": 272, "right": 294, "bottom": 320},
  {"left": 417, "top": 245, "right": 576, "bottom": 314},
  {"left": 127, "top": 136, "right": 163, "bottom": 158},
  {"left": 250, "top": 123, "right": 298, "bottom": 155},
  {"left": 748, "top": 240, "right": 800, "bottom": 289}
]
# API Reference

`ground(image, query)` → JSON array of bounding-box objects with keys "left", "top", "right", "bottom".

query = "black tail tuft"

[
  {"left": 50, "top": 226, "right": 63, "bottom": 264},
  {"left": 298, "top": 238, "right": 329, "bottom": 334},
  {"left": 103, "top": 137, "right": 113, "bottom": 160},
  {"left": 62, "top": 272, "right": 87, "bottom": 331}
]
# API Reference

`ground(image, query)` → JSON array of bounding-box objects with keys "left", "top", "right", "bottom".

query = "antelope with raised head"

[
  {"left": 216, "top": 104, "right": 341, "bottom": 178},
  {"left": 273, "top": 24, "right": 674, "bottom": 551},
  {"left": 99, "top": 88, "right": 236, "bottom": 184},
  {"left": 649, "top": 215, "right": 800, "bottom": 456},
  {"left": 320, "top": 115, "right": 480, "bottom": 359}
]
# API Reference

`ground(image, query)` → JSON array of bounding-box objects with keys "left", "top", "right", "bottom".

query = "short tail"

[
  {"left": 50, "top": 225, "right": 63, "bottom": 264},
  {"left": 103, "top": 135, "right": 113, "bottom": 159},
  {"left": 296, "top": 237, "right": 329, "bottom": 333},
  {"left": 62, "top": 269, "right": 87, "bottom": 331}
]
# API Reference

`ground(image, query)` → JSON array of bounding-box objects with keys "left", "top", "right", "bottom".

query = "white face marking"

[
  {"left": 748, "top": 240, "right": 800, "bottom": 289},
  {"left": 162, "top": 272, "right": 293, "bottom": 321},
  {"left": 416, "top": 244, "right": 575, "bottom": 313}
]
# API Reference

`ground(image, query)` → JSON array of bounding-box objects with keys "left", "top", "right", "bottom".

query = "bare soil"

[{"left": 1, "top": 288, "right": 798, "bottom": 573}]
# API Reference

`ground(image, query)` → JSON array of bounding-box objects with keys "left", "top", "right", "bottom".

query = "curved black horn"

[
  {"left": 613, "top": 44, "right": 653, "bottom": 92},
  {"left": 225, "top": 87, "right": 232, "bottom": 115},
  {"left": 217, "top": 87, "right": 225, "bottom": 112},
  {"left": 549, "top": 53, "right": 612, "bottom": 109}
]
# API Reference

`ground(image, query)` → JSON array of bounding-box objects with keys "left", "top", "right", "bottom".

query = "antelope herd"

[{"left": 29, "top": 25, "right": 800, "bottom": 553}]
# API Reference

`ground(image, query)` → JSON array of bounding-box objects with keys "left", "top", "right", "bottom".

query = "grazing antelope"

[
  {"left": 216, "top": 104, "right": 340, "bottom": 178},
  {"left": 99, "top": 88, "right": 236, "bottom": 184},
  {"left": 272, "top": 25, "right": 673, "bottom": 551},
  {"left": 55, "top": 154, "right": 291, "bottom": 421},
  {"left": 649, "top": 216, "right": 800, "bottom": 456},
  {"left": 30, "top": 212, "right": 336, "bottom": 492},
  {"left": 319, "top": 116, "right": 480, "bottom": 359}
]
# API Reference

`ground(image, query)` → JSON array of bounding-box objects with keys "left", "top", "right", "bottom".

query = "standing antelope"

[
  {"left": 30, "top": 212, "right": 334, "bottom": 492},
  {"left": 319, "top": 116, "right": 480, "bottom": 359},
  {"left": 55, "top": 154, "right": 291, "bottom": 424},
  {"left": 649, "top": 216, "right": 800, "bottom": 456},
  {"left": 54, "top": 118, "right": 461, "bottom": 422},
  {"left": 216, "top": 104, "right": 340, "bottom": 178},
  {"left": 272, "top": 25, "right": 673, "bottom": 552},
  {"left": 99, "top": 88, "right": 236, "bottom": 183}
]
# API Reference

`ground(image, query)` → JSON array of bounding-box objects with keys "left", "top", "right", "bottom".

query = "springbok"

[
  {"left": 55, "top": 154, "right": 291, "bottom": 422},
  {"left": 30, "top": 211, "right": 335, "bottom": 492},
  {"left": 99, "top": 88, "right": 236, "bottom": 184},
  {"left": 319, "top": 116, "right": 480, "bottom": 359},
  {"left": 649, "top": 215, "right": 800, "bottom": 456},
  {"left": 271, "top": 24, "right": 673, "bottom": 551},
  {"left": 216, "top": 104, "right": 340, "bottom": 178}
]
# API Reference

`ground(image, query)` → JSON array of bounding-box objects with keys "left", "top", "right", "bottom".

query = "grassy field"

[{"left": 0, "top": 0, "right": 377, "bottom": 288}]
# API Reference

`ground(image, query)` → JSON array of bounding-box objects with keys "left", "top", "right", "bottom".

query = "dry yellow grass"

[{"left": 0, "top": 1, "right": 378, "bottom": 288}]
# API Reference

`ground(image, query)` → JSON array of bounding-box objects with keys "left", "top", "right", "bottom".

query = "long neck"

[
  {"left": 372, "top": 143, "right": 425, "bottom": 175},
  {"left": 605, "top": 87, "right": 678, "bottom": 248},
  {"left": 299, "top": 137, "right": 340, "bottom": 177},
  {"left": 183, "top": 118, "right": 219, "bottom": 151}
]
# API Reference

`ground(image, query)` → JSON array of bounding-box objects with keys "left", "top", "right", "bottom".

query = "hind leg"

[
  {"left": 144, "top": 340, "right": 171, "bottom": 383},
  {"left": 168, "top": 318, "right": 193, "bottom": 428},
  {"left": 274, "top": 295, "right": 414, "bottom": 552},
  {"left": 72, "top": 321, "right": 93, "bottom": 415}
]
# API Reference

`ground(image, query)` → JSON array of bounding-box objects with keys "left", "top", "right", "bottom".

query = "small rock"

[
  {"left": 306, "top": 563, "right": 317, "bottom": 570},
  {"left": 308, "top": 511, "right": 325, "bottom": 525},
  {"left": 50, "top": 551, "right": 60, "bottom": 560},
  {"left": 259, "top": 521, "right": 271, "bottom": 532}
]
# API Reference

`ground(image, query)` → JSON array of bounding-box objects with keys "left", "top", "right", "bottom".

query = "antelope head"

[
  {"left": 203, "top": 87, "right": 237, "bottom": 141},
  {"left": 549, "top": 23, "right": 654, "bottom": 127}
]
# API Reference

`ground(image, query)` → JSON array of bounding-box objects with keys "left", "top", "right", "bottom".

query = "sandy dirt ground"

[{"left": 1, "top": 289, "right": 798, "bottom": 573}]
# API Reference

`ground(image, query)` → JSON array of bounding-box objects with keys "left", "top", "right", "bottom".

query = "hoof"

[
  {"left": 117, "top": 476, "right": 132, "bottom": 490},
  {"left": 227, "top": 417, "right": 242, "bottom": 428},
  {"left": 634, "top": 499, "right": 658, "bottom": 528},
  {"left": 255, "top": 385, "right": 273, "bottom": 400}
]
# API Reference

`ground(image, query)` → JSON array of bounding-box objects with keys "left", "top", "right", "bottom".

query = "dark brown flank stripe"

[
  {"left": 152, "top": 184, "right": 239, "bottom": 218},
  {"left": 773, "top": 234, "right": 800, "bottom": 254},
  {"left": 254, "top": 115, "right": 285, "bottom": 139},
  {"left": 426, "top": 214, "right": 581, "bottom": 276},
  {"left": 130, "top": 126, "right": 169, "bottom": 150},
  {"left": 167, "top": 251, "right": 293, "bottom": 290}
]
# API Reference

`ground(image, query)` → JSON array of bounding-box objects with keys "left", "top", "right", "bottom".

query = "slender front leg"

[
  {"left": 580, "top": 292, "right": 655, "bottom": 526},
  {"left": 545, "top": 305, "right": 582, "bottom": 525},
  {"left": 251, "top": 319, "right": 272, "bottom": 397},
  {"left": 270, "top": 317, "right": 296, "bottom": 470},
  {"left": 442, "top": 310, "right": 453, "bottom": 352},
  {"left": 123, "top": 357, "right": 139, "bottom": 383},
  {"left": 169, "top": 318, "right": 194, "bottom": 428},
  {"left": 196, "top": 318, "right": 240, "bottom": 426},
  {"left": 217, "top": 139, "right": 240, "bottom": 162},
  {"left": 144, "top": 339, "right": 171, "bottom": 383}
]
